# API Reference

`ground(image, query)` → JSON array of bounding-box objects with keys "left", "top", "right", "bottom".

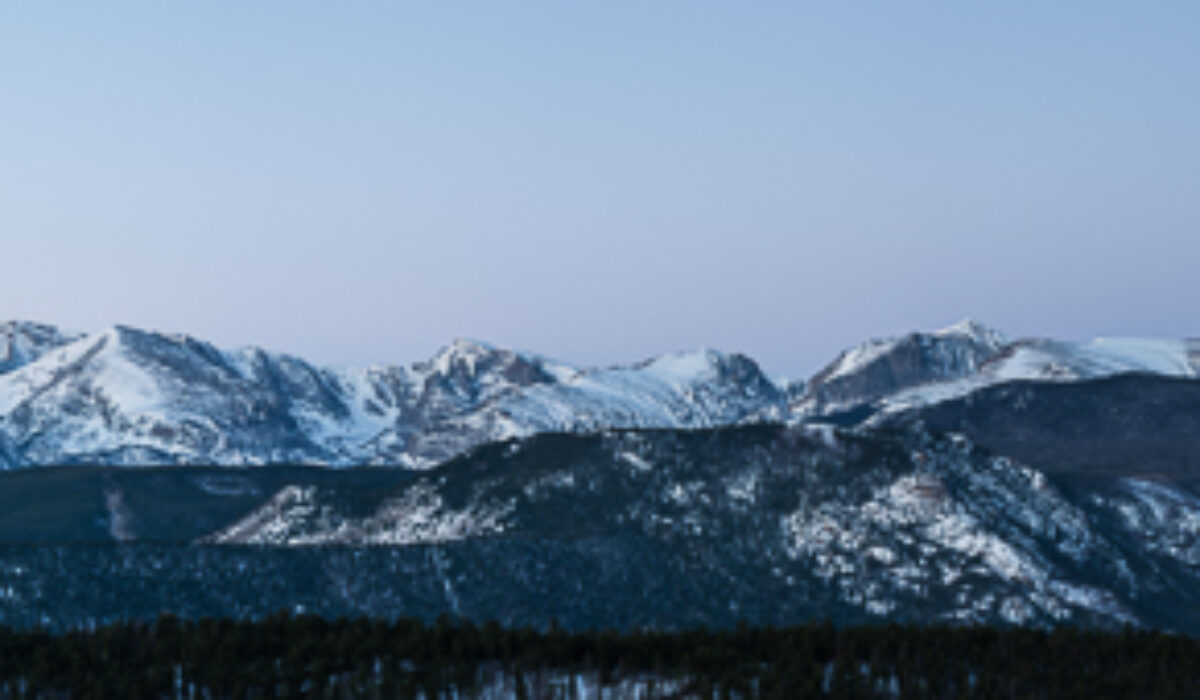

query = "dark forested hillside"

[
  {"left": 899, "top": 374, "right": 1200, "bottom": 482},
  {"left": 0, "top": 423, "right": 1199, "bottom": 636},
  {"left": 0, "top": 465, "right": 414, "bottom": 544},
  {"left": 2, "top": 614, "right": 1197, "bottom": 698}
]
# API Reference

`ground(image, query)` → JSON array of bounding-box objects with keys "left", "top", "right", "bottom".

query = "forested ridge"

[{"left": 0, "top": 614, "right": 1197, "bottom": 698}]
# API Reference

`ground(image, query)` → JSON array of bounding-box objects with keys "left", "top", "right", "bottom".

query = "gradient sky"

[{"left": 2, "top": 3, "right": 1198, "bottom": 378}]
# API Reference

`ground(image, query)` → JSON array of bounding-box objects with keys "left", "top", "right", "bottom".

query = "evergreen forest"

[{"left": 0, "top": 613, "right": 1196, "bottom": 698}]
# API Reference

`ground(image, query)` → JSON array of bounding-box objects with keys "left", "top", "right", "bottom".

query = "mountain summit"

[{"left": 797, "top": 319, "right": 1010, "bottom": 414}]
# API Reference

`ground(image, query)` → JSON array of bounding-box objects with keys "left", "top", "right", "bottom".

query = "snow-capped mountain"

[
  {"left": 794, "top": 319, "right": 1009, "bottom": 416},
  {"left": 0, "top": 321, "right": 80, "bottom": 375},
  {"left": 866, "top": 335, "right": 1200, "bottom": 421},
  {"left": 0, "top": 325, "right": 363, "bottom": 467},
  {"left": 794, "top": 320, "right": 1200, "bottom": 425},
  {"left": 0, "top": 318, "right": 1196, "bottom": 468},
  {"left": 0, "top": 323, "right": 784, "bottom": 468}
]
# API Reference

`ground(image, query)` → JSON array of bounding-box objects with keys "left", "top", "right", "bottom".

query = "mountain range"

[
  {"left": 2, "top": 318, "right": 1196, "bottom": 469},
  {"left": 0, "top": 318, "right": 1198, "bottom": 634}
]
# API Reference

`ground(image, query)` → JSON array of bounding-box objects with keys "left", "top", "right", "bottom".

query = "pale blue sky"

[{"left": 2, "top": 3, "right": 1197, "bottom": 377}]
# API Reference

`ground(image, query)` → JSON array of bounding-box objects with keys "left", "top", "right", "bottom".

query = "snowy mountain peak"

[
  {"left": 446, "top": 336, "right": 499, "bottom": 355},
  {"left": 800, "top": 321, "right": 1012, "bottom": 413},
  {"left": 0, "top": 321, "right": 81, "bottom": 375},
  {"left": 637, "top": 348, "right": 723, "bottom": 384},
  {"left": 0, "top": 320, "right": 69, "bottom": 337},
  {"left": 934, "top": 318, "right": 1007, "bottom": 348},
  {"left": 865, "top": 335, "right": 1200, "bottom": 421},
  {"left": 94, "top": 324, "right": 177, "bottom": 356},
  {"left": 623, "top": 348, "right": 784, "bottom": 400},
  {"left": 415, "top": 338, "right": 558, "bottom": 399},
  {"left": 99, "top": 323, "right": 202, "bottom": 350},
  {"left": 423, "top": 338, "right": 507, "bottom": 376}
]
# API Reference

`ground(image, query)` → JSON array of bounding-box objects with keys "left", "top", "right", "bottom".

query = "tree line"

[{"left": 0, "top": 612, "right": 1196, "bottom": 698}]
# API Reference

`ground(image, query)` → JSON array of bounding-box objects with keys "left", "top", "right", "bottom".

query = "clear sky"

[{"left": 2, "top": 3, "right": 1197, "bottom": 378}]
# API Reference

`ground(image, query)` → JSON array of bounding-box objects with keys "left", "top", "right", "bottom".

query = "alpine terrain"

[{"left": 0, "top": 319, "right": 1197, "bottom": 636}]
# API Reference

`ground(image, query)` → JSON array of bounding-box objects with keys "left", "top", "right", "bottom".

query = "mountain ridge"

[
  {"left": 0, "top": 318, "right": 1196, "bottom": 468},
  {"left": 4, "top": 423, "right": 1198, "bottom": 634},
  {"left": 0, "top": 321, "right": 786, "bottom": 468}
]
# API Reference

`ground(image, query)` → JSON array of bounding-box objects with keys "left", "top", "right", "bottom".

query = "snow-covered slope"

[
  {"left": 875, "top": 336, "right": 1200, "bottom": 418},
  {"left": 791, "top": 320, "right": 1200, "bottom": 425},
  {"left": 795, "top": 320, "right": 1009, "bottom": 416},
  {"left": 387, "top": 348, "right": 785, "bottom": 466},
  {"left": 0, "top": 323, "right": 785, "bottom": 468},
  {"left": 0, "top": 321, "right": 80, "bottom": 375},
  {"left": 0, "top": 325, "right": 361, "bottom": 466}
]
